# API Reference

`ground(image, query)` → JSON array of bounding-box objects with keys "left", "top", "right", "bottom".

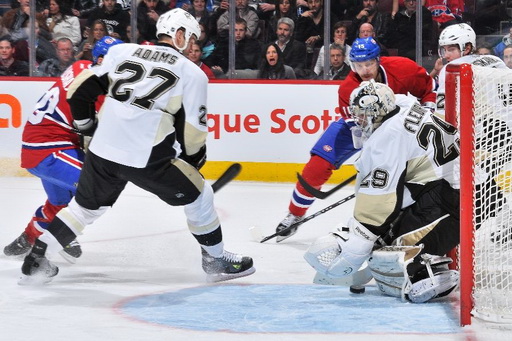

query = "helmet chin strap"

[{"left": 171, "top": 31, "right": 188, "bottom": 54}]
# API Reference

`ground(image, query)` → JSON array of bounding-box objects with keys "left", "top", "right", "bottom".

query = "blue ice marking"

[{"left": 120, "top": 284, "right": 461, "bottom": 333}]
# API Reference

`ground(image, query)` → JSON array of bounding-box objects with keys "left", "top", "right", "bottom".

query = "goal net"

[{"left": 445, "top": 64, "right": 512, "bottom": 326}]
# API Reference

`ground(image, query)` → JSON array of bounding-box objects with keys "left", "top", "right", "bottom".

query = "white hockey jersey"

[
  {"left": 353, "top": 95, "right": 460, "bottom": 228},
  {"left": 75, "top": 43, "right": 209, "bottom": 168},
  {"left": 436, "top": 54, "right": 506, "bottom": 117}
]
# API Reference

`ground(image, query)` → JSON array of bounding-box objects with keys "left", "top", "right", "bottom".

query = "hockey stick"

[
  {"left": 297, "top": 173, "right": 357, "bottom": 199},
  {"left": 211, "top": 163, "right": 242, "bottom": 193},
  {"left": 260, "top": 193, "right": 356, "bottom": 243}
]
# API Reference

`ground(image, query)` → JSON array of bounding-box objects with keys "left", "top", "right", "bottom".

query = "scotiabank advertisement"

[{"left": 0, "top": 79, "right": 343, "bottom": 174}]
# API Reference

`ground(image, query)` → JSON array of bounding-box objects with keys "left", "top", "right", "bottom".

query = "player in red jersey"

[
  {"left": 275, "top": 37, "right": 436, "bottom": 242},
  {"left": 3, "top": 37, "right": 123, "bottom": 261}
]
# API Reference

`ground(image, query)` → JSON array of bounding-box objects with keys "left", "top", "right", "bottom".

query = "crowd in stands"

[{"left": 2, "top": 0, "right": 512, "bottom": 78}]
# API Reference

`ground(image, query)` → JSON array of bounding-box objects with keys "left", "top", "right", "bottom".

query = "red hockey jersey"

[
  {"left": 21, "top": 61, "right": 104, "bottom": 168},
  {"left": 338, "top": 56, "right": 436, "bottom": 120}
]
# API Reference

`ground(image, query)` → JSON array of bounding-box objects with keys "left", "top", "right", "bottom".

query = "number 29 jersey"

[{"left": 353, "top": 95, "right": 460, "bottom": 229}]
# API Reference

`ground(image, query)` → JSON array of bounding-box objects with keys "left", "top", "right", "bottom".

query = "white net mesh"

[{"left": 466, "top": 65, "right": 512, "bottom": 323}]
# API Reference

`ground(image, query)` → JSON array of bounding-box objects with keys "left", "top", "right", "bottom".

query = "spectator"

[
  {"left": 216, "top": 0, "right": 259, "bottom": 39},
  {"left": 12, "top": 13, "right": 57, "bottom": 65},
  {"left": 476, "top": 43, "right": 495, "bottom": 56},
  {"left": 198, "top": 21, "right": 216, "bottom": 63},
  {"left": 257, "top": 42, "right": 296, "bottom": 79},
  {"left": 75, "top": 19, "right": 107, "bottom": 61},
  {"left": 316, "top": 43, "right": 350, "bottom": 80},
  {"left": 391, "top": 0, "right": 425, "bottom": 18},
  {"left": 209, "top": 18, "right": 261, "bottom": 74},
  {"left": 274, "top": 17, "right": 307, "bottom": 78},
  {"left": 424, "top": 0, "right": 463, "bottom": 30},
  {"left": 266, "top": 0, "right": 298, "bottom": 42},
  {"left": 0, "top": 0, "right": 11, "bottom": 17},
  {"left": 295, "top": 0, "right": 338, "bottom": 68},
  {"left": 357, "top": 22, "right": 388, "bottom": 55},
  {"left": 494, "top": 27, "right": 512, "bottom": 60},
  {"left": 2, "top": 0, "right": 30, "bottom": 42},
  {"left": 187, "top": 41, "right": 216, "bottom": 79},
  {"left": 386, "top": 0, "right": 434, "bottom": 61},
  {"left": 87, "top": 0, "right": 131, "bottom": 41},
  {"left": 347, "top": 0, "right": 391, "bottom": 46},
  {"left": 314, "top": 21, "right": 350, "bottom": 76},
  {"left": 0, "top": 35, "right": 28, "bottom": 76},
  {"left": 503, "top": 44, "right": 512, "bottom": 69},
  {"left": 47, "top": 0, "right": 82, "bottom": 47},
  {"left": 188, "top": 0, "right": 212, "bottom": 31},
  {"left": 71, "top": 0, "right": 100, "bottom": 19},
  {"left": 137, "top": 0, "right": 168, "bottom": 44},
  {"left": 37, "top": 37, "right": 76, "bottom": 77}
]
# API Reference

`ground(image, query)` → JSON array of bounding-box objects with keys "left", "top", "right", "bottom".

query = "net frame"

[{"left": 445, "top": 63, "right": 512, "bottom": 326}]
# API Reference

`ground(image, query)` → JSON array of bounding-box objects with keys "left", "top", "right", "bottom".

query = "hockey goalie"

[{"left": 304, "top": 81, "right": 459, "bottom": 303}]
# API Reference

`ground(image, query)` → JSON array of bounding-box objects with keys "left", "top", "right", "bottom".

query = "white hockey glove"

[{"left": 304, "top": 217, "right": 378, "bottom": 278}]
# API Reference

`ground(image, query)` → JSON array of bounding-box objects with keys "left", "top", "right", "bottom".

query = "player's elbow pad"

[{"left": 73, "top": 118, "right": 97, "bottom": 136}]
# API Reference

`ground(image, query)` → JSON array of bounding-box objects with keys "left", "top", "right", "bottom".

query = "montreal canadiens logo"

[{"left": 323, "top": 145, "right": 333, "bottom": 152}]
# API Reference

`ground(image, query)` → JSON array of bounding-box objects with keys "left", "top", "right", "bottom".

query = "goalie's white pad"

[
  {"left": 304, "top": 217, "right": 377, "bottom": 278},
  {"left": 368, "top": 247, "right": 459, "bottom": 303},
  {"left": 368, "top": 246, "right": 422, "bottom": 300}
]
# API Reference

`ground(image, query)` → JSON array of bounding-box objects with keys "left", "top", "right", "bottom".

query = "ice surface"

[{"left": 0, "top": 177, "right": 508, "bottom": 340}]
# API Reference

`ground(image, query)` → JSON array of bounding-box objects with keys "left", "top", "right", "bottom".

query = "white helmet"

[
  {"left": 349, "top": 80, "right": 396, "bottom": 137},
  {"left": 156, "top": 8, "right": 200, "bottom": 53},
  {"left": 438, "top": 23, "right": 476, "bottom": 56}
]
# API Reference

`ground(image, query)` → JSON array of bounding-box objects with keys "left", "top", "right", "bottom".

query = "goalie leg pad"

[
  {"left": 368, "top": 246, "right": 423, "bottom": 300},
  {"left": 405, "top": 253, "right": 459, "bottom": 303},
  {"left": 304, "top": 217, "right": 377, "bottom": 278}
]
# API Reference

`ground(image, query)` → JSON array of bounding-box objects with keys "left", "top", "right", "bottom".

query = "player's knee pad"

[{"left": 304, "top": 217, "right": 377, "bottom": 278}]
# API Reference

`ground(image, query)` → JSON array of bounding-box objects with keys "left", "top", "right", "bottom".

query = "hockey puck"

[{"left": 349, "top": 285, "right": 366, "bottom": 294}]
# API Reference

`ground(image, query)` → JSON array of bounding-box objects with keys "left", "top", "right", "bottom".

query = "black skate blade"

[
  {"left": 58, "top": 249, "right": 79, "bottom": 264},
  {"left": 206, "top": 267, "right": 256, "bottom": 283}
]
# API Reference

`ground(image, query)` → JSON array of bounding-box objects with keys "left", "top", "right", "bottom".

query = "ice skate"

[
  {"left": 19, "top": 253, "right": 59, "bottom": 285},
  {"left": 4, "top": 232, "right": 32, "bottom": 256},
  {"left": 201, "top": 248, "right": 255, "bottom": 282},
  {"left": 275, "top": 213, "right": 303, "bottom": 242},
  {"left": 59, "top": 240, "right": 82, "bottom": 264}
]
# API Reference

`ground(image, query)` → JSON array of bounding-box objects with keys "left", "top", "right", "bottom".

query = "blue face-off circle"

[{"left": 118, "top": 284, "right": 460, "bottom": 334}]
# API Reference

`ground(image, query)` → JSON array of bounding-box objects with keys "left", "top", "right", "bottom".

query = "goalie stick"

[
  {"left": 297, "top": 173, "right": 357, "bottom": 199},
  {"left": 260, "top": 193, "right": 356, "bottom": 243},
  {"left": 212, "top": 163, "right": 242, "bottom": 193}
]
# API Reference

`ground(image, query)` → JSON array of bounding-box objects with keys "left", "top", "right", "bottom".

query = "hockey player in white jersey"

[
  {"left": 19, "top": 8, "right": 255, "bottom": 284},
  {"left": 304, "top": 81, "right": 460, "bottom": 303},
  {"left": 435, "top": 23, "right": 507, "bottom": 117},
  {"left": 436, "top": 23, "right": 512, "bottom": 236}
]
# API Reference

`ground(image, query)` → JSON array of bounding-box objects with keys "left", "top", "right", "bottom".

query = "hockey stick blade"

[
  {"left": 297, "top": 173, "right": 357, "bottom": 199},
  {"left": 212, "top": 163, "right": 242, "bottom": 193},
  {"left": 260, "top": 193, "right": 356, "bottom": 243}
]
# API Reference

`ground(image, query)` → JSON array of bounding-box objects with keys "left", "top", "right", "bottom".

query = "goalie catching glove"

[{"left": 304, "top": 217, "right": 378, "bottom": 278}]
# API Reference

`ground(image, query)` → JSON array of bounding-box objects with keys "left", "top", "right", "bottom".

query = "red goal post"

[{"left": 445, "top": 63, "right": 512, "bottom": 326}]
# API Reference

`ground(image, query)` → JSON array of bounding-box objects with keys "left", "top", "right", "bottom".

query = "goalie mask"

[
  {"left": 156, "top": 8, "right": 201, "bottom": 53},
  {"left": 349, "top": 80, "right": 396, "bottom": 137},
  {"left": 438, "top": 23, "right": 476, "bottom": 57}
]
